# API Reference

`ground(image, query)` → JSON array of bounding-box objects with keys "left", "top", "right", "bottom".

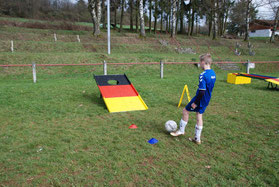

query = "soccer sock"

[
  {"left": 179, "top": 119, "right": 187, "bottom": 133},
  {"left": 195, "top": 125, "right": 203, "bottom": 142}
]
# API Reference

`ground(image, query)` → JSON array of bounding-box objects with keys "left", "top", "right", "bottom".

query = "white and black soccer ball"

[{"left": 165, "top": 120, "right": 177, "bottom": 132}]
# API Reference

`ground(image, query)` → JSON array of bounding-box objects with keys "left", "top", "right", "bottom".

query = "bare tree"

[
  {"left": 113, "top": 0, "right": 119, "bottom": 30},
  {"left": 136, "top": 0, "right": 139, "bottom": 32},
  {"left": 212, "top": 0, "right": 218, "bottom": 39},
  {"left": 190, "top": 0, "right": 196, "bottom": 36},
  {"left": 171, "top": 0, "right": 177, "bottom": 38},
  {"left": 119, "top": 0, "right": 125, "bottom": 32},
  {"left": 154, "top": 0, "right": 158, "bottom": 34},
  {"left": 139, "top": 0, "right": 146, "bottom": 36},
  {"left": 101, "top": 0, "right": 106, "bottom": 28},
  {"left": 244, "top": 0, "right": 252, "bottom": 41},
  {"left": 88, "top": 0, "right": 102, "bottom": 36},
  {"left": 130, "top": 0, "right": 134, "bottom": 31},
  {"left": 187, "top": 0, "right": 192, "bottom": 36},
  {"left": 270, "top": 2, "right": 279, "bottom": 42},
  {"left": 149, "top": 0, "right": 152, "bottom": 33},
  {"left": 179, "top": 0, "right": 185, "bottom": 34}
]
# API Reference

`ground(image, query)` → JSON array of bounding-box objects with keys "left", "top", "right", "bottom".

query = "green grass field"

[{"left": 0, "top": 17, "right": 279, "bottom": 186}]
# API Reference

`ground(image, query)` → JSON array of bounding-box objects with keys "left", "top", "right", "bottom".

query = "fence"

[{"left": 1, "top": 61, "right": 279, "bottom": 83}]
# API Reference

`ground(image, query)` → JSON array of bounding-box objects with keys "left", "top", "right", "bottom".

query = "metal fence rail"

[{"left": 1, "top": 61, "right": 279, "bottom": 67}]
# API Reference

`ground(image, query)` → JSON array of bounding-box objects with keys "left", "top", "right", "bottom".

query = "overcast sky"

[{"left": 255, "top": 0, "right": 278, "bottom": 19}]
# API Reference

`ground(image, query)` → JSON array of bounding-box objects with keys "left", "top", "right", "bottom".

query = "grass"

[{"left": 0, "top": 17, "right": 279, "bottom": 186}]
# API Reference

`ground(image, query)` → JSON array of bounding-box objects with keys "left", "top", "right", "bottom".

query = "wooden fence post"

[
  {"left": 54, "top": 33, "right": 57, "bottom": 42},
  {"left": 32, "top": 62, "right": 36, "bottom": 83},
  {"left": 11, "top": 40, "right": 14, "bottom": 52},
  {"left": 160, "top": 60, "right": 164, "bottom": 79},
  {"left": 77, "top": 35, "right": 80, "bottom": 42}
]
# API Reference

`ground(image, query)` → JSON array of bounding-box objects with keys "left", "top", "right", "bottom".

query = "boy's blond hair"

[{"left": 200, "top": 54, "right": 212, "bottom": 65}]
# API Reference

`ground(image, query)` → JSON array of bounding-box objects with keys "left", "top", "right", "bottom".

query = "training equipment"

[
  {"left": 227, "top": 73, "right": 251, "bottom": 84},
  {"left": 227, "top": 73, "right": 279, "bottom": 89},
  {"left": 178, "top": 84, "right": 191, "bottom": 108},
  {"left": 148, "top": 138, "right": 158, "bottom": 144},
  {"left": 178, "top": 84, "right": 191, "bottom": 107},
  {"left": 165, "top": 120, "right": 177, "bottom": 132},
  {"left": 129, "top": 124, "right": 138, "bottom": 129},
  {"left": 94, "top": 74, "right": 148, "bottom": 113}
]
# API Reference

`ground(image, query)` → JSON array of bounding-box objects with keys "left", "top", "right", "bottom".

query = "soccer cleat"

[
  {"left": 170, "top": 131, "right": 185, "bottom": 137},
  {"left": 189, "top": 137, "right": 201, "bottom": 145}
]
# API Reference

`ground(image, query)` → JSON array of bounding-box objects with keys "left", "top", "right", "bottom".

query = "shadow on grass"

[
  {"left": 166, "top": 101, "right": 180, "bottom": 108},
  {"left": 251, "top": 85, "right": 279, "bottom": 91},
  {"left": 82, "top": 92, "right": 106, "bottom": 108},
  {"left": 147, "top": 119, "right": 179, "bottom": 139}
]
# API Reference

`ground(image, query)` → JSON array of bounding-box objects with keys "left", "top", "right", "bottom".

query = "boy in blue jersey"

[{"left": 171, "top": 54, "right": 216, "bottom": 144}]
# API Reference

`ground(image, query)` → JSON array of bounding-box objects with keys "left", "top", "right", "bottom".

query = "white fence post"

[
  {"left": 32, "top": 62, "right": 37, "bottom": 83},
  {"left": 103, "top": 60, "right": 107, "bottom": 75},
  {"left": 11, "top": 40, "right": 14, "bottom": 52},
  {"left": 77, "top": 35, "right": 80, "bottom": 42},
  {"left": 54, "top": 33, "right": 57, "bottom": 42},
  {"left": 160, "top": 60, "right": 164, "bottom": 79},
  {"left": 246, "top": 60, "right": 250, "bottom": 74}
]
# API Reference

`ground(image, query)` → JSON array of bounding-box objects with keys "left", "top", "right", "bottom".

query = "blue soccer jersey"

[
  {"left": 186, "top": 69, "right": 216, "bottom": 114},
  {"left": 196, "top": 69, "right": 216, "bottom": 107}
]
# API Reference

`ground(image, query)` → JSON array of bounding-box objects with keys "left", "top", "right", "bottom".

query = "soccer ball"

[{"left": 165, "top": 120, "right": 177, "bottom": 132}]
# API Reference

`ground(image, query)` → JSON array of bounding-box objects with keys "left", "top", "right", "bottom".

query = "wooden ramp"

[
  {"left": 94, "top": 74, "right": 148, "bottom": 113},
  {"left": 238, "top": 73, "right": 279, "bottom": 89}
]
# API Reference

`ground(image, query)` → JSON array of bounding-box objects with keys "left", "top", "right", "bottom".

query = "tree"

[
  {"left": 139, "top": 0, "right": 146, "bottom": 36},
  {"left": 228, "top": 0, "right": 257, "bottom": 36},
  {"left": 269, "top": 0, "right": 279, "bottom": 43},
  {"left": 187, "top": 0, "right": 192, "bottom": 36},
  {"left": 171, "top": 0, "right": 177, "bottom": 38},
  {"left": 221, "top": 0, "right": 234, "bottom": 35},
  {"left": 153, "top": 0, "right": 158, "bottom": 34},
  {"left": 136, "top": 0, "right": 139, "bottom": 32},
  {"left": 130, "top": 0, "right": 134, "bottom": 31},
  {"left": 179, "top": 0, "right": 185, "bottom": 34},
  {"left": 119, "top": 0, "right": 125, "bottom": 32},
  {"left": 88, "top": 0, "right": 102, "bottom": 36},
  {"left": 112, "top": 0, "right": 119, "bottom": 30},
  {"left": 212, "top": 0, "right": 218, "bottom": 39},
  {"left": 159, "top": 0, "right": 165, "bottom": 32},
  {"left": 149, "top": 0, "right": 152, "bottom": 33},
  {"left": 244, "top": 0, "right": 252, "bottom": 41},
  {"left": 270, "top": 6, "right": 279, "bottom": 42},
  {"left": 101, "top": 0, "right": 106, "bottom": 28},
  {"left": 76, "top": 0, "right": 88, "bottom": 22}
]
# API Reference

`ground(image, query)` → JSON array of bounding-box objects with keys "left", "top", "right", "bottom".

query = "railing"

[{"left": 1, "top": 61, "right": 278, "bottom": 83}]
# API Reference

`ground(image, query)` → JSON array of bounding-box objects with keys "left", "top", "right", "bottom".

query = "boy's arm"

[
  {"left": 194, "top": 90, "right": 205, "bottom": 105},
  {"left": 192, "top": 73, "right": 206, "bottom": 108}
]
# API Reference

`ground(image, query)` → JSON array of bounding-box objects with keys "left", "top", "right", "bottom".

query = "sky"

[{"left": 255, "top": 0, "right": 278, "bottom": 20}]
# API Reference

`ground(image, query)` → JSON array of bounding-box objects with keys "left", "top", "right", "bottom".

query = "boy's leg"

[
  {"left": 194, "top": 112, "right": 203, "bottom": 143},
  {"left": 182, "top": 108, "right": 189, "bottom": 122},
  {"left": 170, "top": 108, "right": 189, "bottom": 136},
  {"left": 180, "top": 108, "right": 189, "bottom": 132}
]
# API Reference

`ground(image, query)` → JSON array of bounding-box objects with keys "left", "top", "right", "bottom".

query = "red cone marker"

[{"left": 129, "top": 124, "right": 138, "bottom": 129}]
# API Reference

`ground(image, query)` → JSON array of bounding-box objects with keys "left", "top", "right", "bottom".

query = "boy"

[{"left": 170, "top": 54, "right": 216, "bottom": 144}]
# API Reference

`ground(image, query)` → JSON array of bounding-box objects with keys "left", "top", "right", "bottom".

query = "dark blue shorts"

[{"left": 185, "top": 96, "right": 207, "bottom": 114}]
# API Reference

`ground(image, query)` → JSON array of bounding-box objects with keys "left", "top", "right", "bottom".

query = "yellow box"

[{"left": 227, "top": 73, "right": 251, "bottom": 84}]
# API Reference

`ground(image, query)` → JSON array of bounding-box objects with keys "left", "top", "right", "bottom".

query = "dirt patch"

[
  {"left": 0, "top": 20, "right": 92, "bottom": 32},
  {"left": 82, "top": 44, "right": 97, "bottom": 52}
]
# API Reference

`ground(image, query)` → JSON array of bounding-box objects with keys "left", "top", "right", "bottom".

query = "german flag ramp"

[{"left": 94, "top": 74, "right": 148, "bottom": 113}]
